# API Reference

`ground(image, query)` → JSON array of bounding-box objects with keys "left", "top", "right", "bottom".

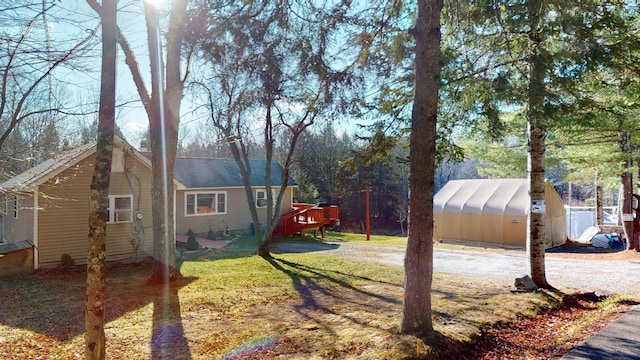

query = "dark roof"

[{"left": 173, "top": 158, "right": 296, "bottom": 189}]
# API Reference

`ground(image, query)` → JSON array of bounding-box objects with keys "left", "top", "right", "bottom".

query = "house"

[
  {"left": 0, "top": 137, "right": 297, "bottom": 273},
  {"left": 173, "top": 157, "right": 296, "bottom": 237},
  {"left": 0, "top": 137, "right": 155, "bottom": 272}
]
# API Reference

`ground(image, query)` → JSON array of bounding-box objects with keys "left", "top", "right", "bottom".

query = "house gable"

[{"left": 0, "top": 136, "right": 152, "bottom": 193}]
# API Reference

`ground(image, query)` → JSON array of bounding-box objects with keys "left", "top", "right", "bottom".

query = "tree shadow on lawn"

[
  {"left": 263, "top": 255, "right": 401, "bottom": 333},
  {"left": 262, "top": 256, "right": 508, "bottom": 358},
  {"left": 149, "top": 277, "right": 195, "bottom": 360},
  {"left": 186, "top": 236, "right": 340, "bottom": 262},
  {"left": 270, "top": 238, "right": 340, "bottom": 254},
  {"left": 0, "top": 261, "right": 196, "bottom": 356}
]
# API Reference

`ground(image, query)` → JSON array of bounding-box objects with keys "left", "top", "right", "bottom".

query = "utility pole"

[{"left": 365, "top": 187, "right": 370, "bottom": 241}]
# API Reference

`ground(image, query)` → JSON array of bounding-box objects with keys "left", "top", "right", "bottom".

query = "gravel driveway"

[{"left": 272, "top": 241, "right": 640, "bottom": 297}]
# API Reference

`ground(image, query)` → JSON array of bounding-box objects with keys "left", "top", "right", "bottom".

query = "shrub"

[
  {"left": 59, "top": 254, "right": 75, "bottom": 267},
  {"left": 185, "top": 228, "right": 200, "bottom": 251},
  {"left": 207, "top": 229, "right": 216, "bottom": 240}
]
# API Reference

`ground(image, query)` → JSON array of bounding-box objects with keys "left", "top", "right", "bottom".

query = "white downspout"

[
  {"left": 173, "top": 186, "right": 177, "bottom": 247},
  {"left": 33, "top": 189, "right": 39, "bottom": 270}
]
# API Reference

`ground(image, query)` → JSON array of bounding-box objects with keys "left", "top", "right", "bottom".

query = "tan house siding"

[
  {"left": 175, "top": 187, "right": 293, "bottom": 236},
  {"left": 37, "top": 159, "right": 92, "bottom": 267},
  {"left": 105, "top": 154, "right": 154, "bottom": 260},
  {"left": 36, "top": 153, "right": 153, "bottom": 268}
]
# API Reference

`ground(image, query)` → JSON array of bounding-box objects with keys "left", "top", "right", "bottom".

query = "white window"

[
  {"left": 108, "top": 195, "right": 133, "bottom": 223},
  {"left": 185, "top": 192, "right": 226, "bottom": 216},
  {"left": 256, "top": 189, "right": 278, "bottom": 208}
]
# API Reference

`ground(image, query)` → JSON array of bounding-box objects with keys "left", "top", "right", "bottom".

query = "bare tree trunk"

[
  {"left": 229, "top": 143, "right": 264, "bottom": 243},
  {"left": 619, "top": 130, "right": 635, "bottom": 250},
  {"left": 259, "top": 105, "right": 276, "bottom": 257},
  {"left": 257, "top": 103, "right": 307, "bottom": 257},
  {"left": 88, "top": 0, "right": 190, "bottom": 285},
  {"left": 400, "top": 0, "right": 442, "bottom": 336},
  {"left": 148, "top": 115, "right": 180, "bottom": 283},
  {"left": 258, "top": 234, "right": 274, "bottom": 257},
  {"left": 85, "top": 0, "right": 116, "bottom": 357},
  {"left": 526, "top": 0, "right": 550, "bottom": 289},
  {"left": 144, "top": 0, "right": 188, "bottom": 284}
]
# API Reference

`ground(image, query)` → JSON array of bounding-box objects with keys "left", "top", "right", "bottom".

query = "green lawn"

[
  {"left": 323, "top": 231, "right": 409, "bottom": 245},
  {"left": 0, "top": 233, "right": 620, "bottom": 359}
]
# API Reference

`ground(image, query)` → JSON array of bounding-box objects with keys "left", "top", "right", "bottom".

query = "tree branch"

[
  {"left": 86, "top": 0, "right": 152, "bottom": 116},
  {"left": 0, "top": 23, "right": 98, "bottom": 150}
]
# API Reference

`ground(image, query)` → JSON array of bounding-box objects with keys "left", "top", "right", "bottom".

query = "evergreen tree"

[
  {"left": 438, "top": 0, "right": 640, "bottom": 284},
  {"left": 401, "top": 0, "right": 443, "bottom": 337}
]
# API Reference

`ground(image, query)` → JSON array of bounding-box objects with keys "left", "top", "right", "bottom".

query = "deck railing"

[{"left": 274, "top": 203, "right": 339, "bottom": 237}]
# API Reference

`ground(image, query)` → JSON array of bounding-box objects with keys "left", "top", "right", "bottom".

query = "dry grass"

[{"left": 0, "top": 235, "right": 612, "bottom": 359}]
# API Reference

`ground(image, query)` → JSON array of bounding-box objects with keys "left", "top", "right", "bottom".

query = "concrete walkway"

[
  {"left": 175, "top": 234, "right": 229, "bottom": 249},
  {"left": 562, "top": 305, "right": 640, "bottom": 359}
]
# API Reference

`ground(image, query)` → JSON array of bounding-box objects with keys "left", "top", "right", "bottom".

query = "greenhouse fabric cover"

[{"left": 433, "top": 179, "right": 567, "bottom": 249}]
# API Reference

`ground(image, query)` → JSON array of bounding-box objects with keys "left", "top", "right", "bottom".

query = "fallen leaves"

[{"left": 464, "top": 293, "right": 634, "bottom": 359}]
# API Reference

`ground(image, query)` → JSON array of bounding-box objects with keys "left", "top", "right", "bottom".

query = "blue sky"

[{"left": 44, "top": 1, "right": 368, "bottom": 149}]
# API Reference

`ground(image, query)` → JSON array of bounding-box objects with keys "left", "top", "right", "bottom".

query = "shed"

[{"left": 433, "top": 178, "right": 567, "bottom": 249}]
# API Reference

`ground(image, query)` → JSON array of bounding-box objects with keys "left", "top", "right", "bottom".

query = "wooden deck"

[{"left": 273, "top": 203, "right": 339, "bottom": 238}]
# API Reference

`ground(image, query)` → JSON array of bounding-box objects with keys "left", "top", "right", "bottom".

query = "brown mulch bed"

[{"left": 459, "top": 293, "right": 636, "bottom": 359}]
